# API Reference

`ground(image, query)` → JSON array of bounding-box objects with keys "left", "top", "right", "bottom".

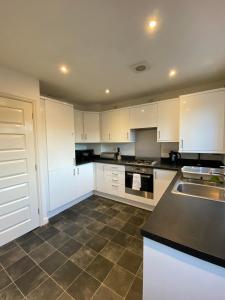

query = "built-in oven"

[{"left": 125, "top": 165, "right": 153, "bottom": 199}]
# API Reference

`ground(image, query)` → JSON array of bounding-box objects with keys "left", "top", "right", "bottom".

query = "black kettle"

[{"left": 169, "top": 151, "right": 181, "bottom": 164}]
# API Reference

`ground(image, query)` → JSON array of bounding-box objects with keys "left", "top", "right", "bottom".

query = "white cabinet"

[
  {"left": 130, "top": 103, "right": 157, "bottom": 129},
  {"left": 75, "top": 163, "right": 94, "bottom": 199},
  {"left": 101, "top": 108, "right": 135, "bottom": 142},
  {"left": 179, "top": 89, "right": 225, "bottom": 153},
  {"left": 154, "top": 169, "right": 176, "bottom": 205},
  {"left": 74, "top": 110, "right": 100, "bottom": 143},
  {"left": 45, "top": 99, "right": 76, "bottom": 211},
  {"left": 157, "top": 98, "right": 179, "bottom": 142},
  {"left": 95, "top": 163, "right": 125, "bottom": 197}
]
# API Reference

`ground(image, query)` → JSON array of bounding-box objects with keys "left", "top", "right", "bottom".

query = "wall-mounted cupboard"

[
  {"left": 74, "top": 110, "right": 100, "bottom": 143},
  {"left": 101, "top": 108, "right": 135, "bottom": 143},
  {"left": 129, "top": 103, "right": 157, "bottom": 129},
  {"left": 179, "top": 89, "right": 225, "bottom": 153},
  {"left": 157, "top": 98, "right": 179, "bottom": 142}
]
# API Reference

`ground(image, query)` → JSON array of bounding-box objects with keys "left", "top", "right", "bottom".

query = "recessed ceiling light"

[
  {"left": 169, "top": 69, "right": 177, "bottom": 77},
  {"left": 105, "top": 89, "right": 110, "bottom": 94},
  {"left": 148, "top": 19, "right": 157, "bottom": 30},
  {"left": 60, "top": 65, "right": 69, "bottom": 74}
]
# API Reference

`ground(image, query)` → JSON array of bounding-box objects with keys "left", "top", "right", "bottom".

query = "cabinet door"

[
  {"left": 83, "top": 112, "right": 100, "bottom": 142},
  {"left": 74, "top": 110, "right": 84, "bottom": 143},
  {"left": 154, "top": 169, "right": 176, "bottom": 205},
  {"left": 76, "top": 163, "right": 94, "bottom": 198},
  {"left": 45, "top": 100, "right": 75, "bottom": 171},
  {"left": 180, "top": 90, "right": 225, "bottom": 153},
  {"left": 49, "top": 169, "right": 76, "bottom": 211},
  {"left": 130, "top": 103, "right": 157, "bottom": 129},
  {"left": 117, "top": 109, "right": 132, "bottom": 142},
  {"left": 101, "top": 111, "right": 113, "bottom": 142},
  {"left": 157, "top": 99, "right": 179, "bottom": 142}
]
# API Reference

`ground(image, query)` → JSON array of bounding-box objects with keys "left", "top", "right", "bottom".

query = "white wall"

[{"left": 0, "top": 65, "right": 40, "bottom": 101}]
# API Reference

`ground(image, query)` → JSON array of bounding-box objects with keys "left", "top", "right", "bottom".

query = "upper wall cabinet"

[
  {"left": 101, "top": 108, "right": 135, "bottom": 143},
  {"left": 130, "top": 103, "right": 157, "bottom": 129},
  {"left": 74, "top": 111, "right": 100, "bottom": 143},
  {"left": 179, "top": 89, "right": 225, "bottom": 153},
  {"left": 157, "top": 98, "right": 179, "bottom": 142}
]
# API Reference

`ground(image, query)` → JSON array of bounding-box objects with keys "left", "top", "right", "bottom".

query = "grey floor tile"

[
  {"left": 0, "top": 246, "right": 25, "bottom": 268},
  {"left": 107, "top": 218, "right": 125, "bottom": 230},
  {"left": 118, "top": 250, "right": 142, "bottom": 274},
  {"left": 20, "top": 235, "right": 44, "bottom": 253},
  {"left": 0, "top": 269, "right": 11, "bottom": 290},
  {"left": 52, "top": 260, "right": 82, "bottom": 289},
  {"left": 86, "top": 235, "right": 107, "bottom": 252},
  {"left": 58, "top": 239, "right": 82, "bottom": 257},
  {"left": 127, "top": 237, "right": 143, "bottom": 257},
  {"left": 105, "top": 207, "right": 120, "bottom": 217},
  {"left": 100, "top": 241, "right": 124, "bottom": 263},
  {"left": 73, "top": 229, "right": 93, "bottom": 244},
  {"left": 125, "top": 277, "right": 142, "bottom": 300},
  {"left": 70, "top": 245, "right": 97, "bottom": 269},
  {"left": 47, "top": 232, "right": 70, "bottom": 249},
  {"left": 86, "top": 255, "right": 113, "bottom": 282},
  {"left": 67, "top": 271, "right": 100, "bottom": 300},
  {"left": 86, "top": 221, "right": 105, "bottom": 234},
  {"left": 62, "top": 223, "right": 81, "bottom": 236},
  {"left": 27, "top": 278, "right": 63, "bottom": 300},
  {"left": 92, "top": 285, "right": 123, "bottom": 300},
  {"left": 29, "top": 242, "right": 55, "bottom": 263},
  {"left": 112, "top": 232, "right": 132, "bottom": 248},
  {"left": 15, "top": 232, "right": 37, "bottom": 245},
  {"left": 121, "top": 222, "right": 139, "bottom": 237},
  {"left": 115, "top": 212, "right": 131, "bottom": 222},
  {"left": 15, "top": 266, "right": 48, "bottom": 296},
  {"left": 40, "top": 251, "right": 67, "bottom": 275},
  {"left": 104, "top": 265, "right": 134, "bottom": 297},
  {"left": 98, "top": 226, "right": 118, "bottom": 240},
  {"left": 53, "top": 219, "right": 74, "bottom": 232},
  {"left": 0, "top": 242, "right": 17, "bottom": 256},
  {"left": 137, "top": 263, "right": 143, "bottom": 278},
  {"left": 0, "top": 283, "right": 24, "bottom": 299},
  {"left": 57, "top": 292, "right": 74, "bottom": 300},
  {"left": 37, "top": 226, "right": 59, "bottom": 240},
  {"left": 128, "top": 215, "right": 145, "bottom": 227},
  {"left": 6, "top": 255, "right": 35, "bottom": 280}
]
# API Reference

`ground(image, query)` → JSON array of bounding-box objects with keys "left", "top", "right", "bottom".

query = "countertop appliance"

[
  {"left": 75, "top": 149, "right": 94, "bottom": 164},
  {"left": 100, "top": 152, "right": 118, "bottom": 160},
  {"left": 169, "top": 151, "right": 181, "bottom": 164},
  {"left": 125, "top": 165, "right": 154, "bottom": 199}
]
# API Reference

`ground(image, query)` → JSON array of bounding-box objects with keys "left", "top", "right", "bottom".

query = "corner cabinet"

[
  {"left": 179, "top": 89, "right": 225, "bottom": 153},
  {"left": 74, "top": 110, "right": 100, "bottom": 143},
  {"left": 157, "top": 98, "right": 179, "bottom": 142},
  {"left": 154, "top": 169, "right": 177, "bottom": 205}
]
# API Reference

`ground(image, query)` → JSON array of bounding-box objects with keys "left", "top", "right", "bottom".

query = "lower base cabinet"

[
  {"left": 153, "top": 169, "right": 177, "bottom": 205},
  {"left": 48, "top": 163, "right": 94, "bottom": 212}
]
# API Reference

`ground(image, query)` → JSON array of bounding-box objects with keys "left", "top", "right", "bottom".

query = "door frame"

[{"left": 0, "top": 91, "right": 48, "bottom": 228}]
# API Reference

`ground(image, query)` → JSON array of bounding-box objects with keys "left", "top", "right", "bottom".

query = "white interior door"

[{"left": 0, "top": 97, "right": 39, "bottom": 246}]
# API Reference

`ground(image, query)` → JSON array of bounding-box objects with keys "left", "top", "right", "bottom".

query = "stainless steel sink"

[{"left": 172, "top": 179, "right": 225, "bottom": 202}]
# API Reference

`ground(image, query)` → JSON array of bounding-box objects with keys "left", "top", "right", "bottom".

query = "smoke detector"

[{"left": 130, "top": 61, "right": 150, "bottom": 73}]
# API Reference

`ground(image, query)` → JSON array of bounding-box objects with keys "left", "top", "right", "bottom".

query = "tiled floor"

[{"left": 0, "top": 195, "right": 151, "bottom": 300}]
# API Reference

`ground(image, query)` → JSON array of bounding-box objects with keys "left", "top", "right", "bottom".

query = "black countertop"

[
  {"left": 141, "top": 172, "right": 225, "bottom": 268},
  {"left": 76, "top": 157, "right": 181, "bottom": 171}
]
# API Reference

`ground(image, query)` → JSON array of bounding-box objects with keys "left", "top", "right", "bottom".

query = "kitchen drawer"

[
  {"left": 104, "top": 164, "right": 125, "bottom": 172},
  {"left": 111, "top": 183, "right": 125, "bottom": 197}
]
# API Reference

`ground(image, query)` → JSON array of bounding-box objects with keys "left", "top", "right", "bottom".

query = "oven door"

[{"left": 125, "top": 171, "right": 153, "bottom": 199}]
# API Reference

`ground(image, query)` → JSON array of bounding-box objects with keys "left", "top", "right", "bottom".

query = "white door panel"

[{"left": 0, "top": 97, "right": 39, "bottom": 246}]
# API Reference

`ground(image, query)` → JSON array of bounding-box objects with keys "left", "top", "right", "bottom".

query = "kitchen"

[{"left": 0, "top": 1, "right": 225, "bottom": 300}]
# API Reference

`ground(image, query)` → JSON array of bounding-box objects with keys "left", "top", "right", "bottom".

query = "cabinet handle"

[
  {"left": 109, "top": 133, "right": 111, "bottom": 140},
  {"left": 181, "top": 139, "right": 184, "bottom": 149},
  {"left": 154, "top": 170, "right": 157, "bottom": 179},
  {"left": 77, "top": 168, "right": 79, "bottom": 175},
  {"left": 112, "top": 184, "right": 118, "bottom": 187},
  {"left": 73, "top": 169, "right": 76, "bottom": 176},
  {"left": 158, "top": 130, "right": 160, "bottom": 140},
  {"left": 73, "top": 158, "right": 76, "bottom": 166},
  {"left": 112, "top": 178, "right": 119, "bottom": 181},
  {"left": 81, "top": 133, "right": 83, "bottom": 140},
  {"left": 85, "top": 133, "right": 87, "bottom": 140}
]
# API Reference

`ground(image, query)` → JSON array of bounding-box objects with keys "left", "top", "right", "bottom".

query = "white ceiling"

[{"left": 0, "top": 0, "right": 225, "bottom": 105}]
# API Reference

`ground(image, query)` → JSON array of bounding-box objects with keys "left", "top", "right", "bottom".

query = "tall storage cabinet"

[
  {"left": 179, "top": 89, "right": 225, "bottom": 153},
  {"left": 45, "top": 99, "right": 76, "bottom": 211}
]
